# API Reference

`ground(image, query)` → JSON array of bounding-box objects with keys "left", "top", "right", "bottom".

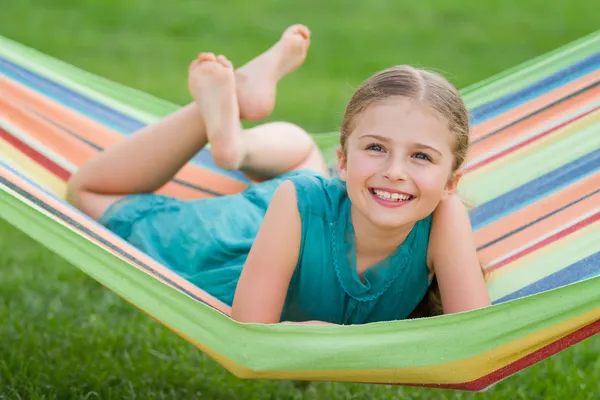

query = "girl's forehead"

[{"left": 351, "top": 98, "right": 452, "bottom": 144}]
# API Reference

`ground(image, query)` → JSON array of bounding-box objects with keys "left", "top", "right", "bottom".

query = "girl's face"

[{"left": 337, "top": 96, "right": 459, "bottom": 231}]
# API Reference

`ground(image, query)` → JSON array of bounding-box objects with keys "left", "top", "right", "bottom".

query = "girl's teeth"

[{"left": 373, "top": 190, "right": 411, "bottom": 201}]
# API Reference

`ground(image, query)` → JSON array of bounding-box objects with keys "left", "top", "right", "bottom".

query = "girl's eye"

[
  {"left": 366, "top": 144, "right": 384, "bottom": 152},
  {"left": 413, "top": 152, "right": 432, "bottom": 161}
]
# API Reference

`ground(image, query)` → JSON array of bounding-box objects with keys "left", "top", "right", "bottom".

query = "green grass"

[{"left": 1, "top": 0, "right": 599, "bottom": 398}]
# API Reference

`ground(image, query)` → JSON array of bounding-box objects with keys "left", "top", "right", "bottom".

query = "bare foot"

[
  {"left": 235, "top": 24, "right": 311, "bottom": 121},
  {"left": 188, "top": 53, "right": 244, "bottom": 170}
]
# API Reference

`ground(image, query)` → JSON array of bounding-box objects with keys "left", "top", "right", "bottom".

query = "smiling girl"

[{"left": 67, "top": 25, "right": 491, "bottom": 325}]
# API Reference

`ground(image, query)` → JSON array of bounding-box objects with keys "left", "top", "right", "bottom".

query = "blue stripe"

[
  {"left": 1, "top": 159, "right": 63, "bottom": 202},
  {"left": 472, "top": 82, "right": 599, "bottom": 146},
  {"left": 1, "top": 57, "right": 144, "bottom": 133},
  {"left": 581, "top": 269, "right": 600, "bottom": 281},
  {"left": 494, "top": 252, "right": 600, "bottom": 304},
  {"left": 477, "top": 189, "right": 599, "bottom": 251},
  {"left": 0, "top": 57, "right": 251, "bottom": 183},
  {"left": 469, "top": 53, "right": 600, "bottom": 125},
  {"left": 469, "top": 149, "right": 600, "bottom": 229}
]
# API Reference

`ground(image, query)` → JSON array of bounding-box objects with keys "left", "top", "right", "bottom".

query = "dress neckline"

[{"left": 331, "top": 194, "right": 420, "bottom": 302}]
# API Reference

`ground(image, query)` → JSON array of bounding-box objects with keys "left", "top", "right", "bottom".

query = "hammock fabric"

[{"left": 1, "top": 32, "right": 599, "bottom": 392}]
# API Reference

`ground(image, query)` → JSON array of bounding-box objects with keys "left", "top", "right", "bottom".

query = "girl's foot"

[
  {"left": 188, "top": 53, "right": 244, "bottom": 170},
  {"left": 235, "top": 24, "right": 311, "bottom": 121}
]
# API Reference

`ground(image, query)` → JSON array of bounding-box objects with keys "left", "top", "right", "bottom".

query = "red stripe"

[
  {"left": 0, "top": 127, "right": 71, "bottom": 181},
  {"left": 487, "top": 212, "right": 599, "bottom": 273},
  {"left": 394, "top": 319, "right": 600, "bottom": 391},
  {"left": 445, "top": 319, "right": 600, "bottom": 391},
  {"left": 465, "top": 107, "right": 598, "bottom": 173},
  {"left": 0, "top": 126, "right": 222, "bottom": 197}
]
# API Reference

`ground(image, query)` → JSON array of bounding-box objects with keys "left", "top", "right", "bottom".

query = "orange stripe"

[
  {"left": 471, "top": 71, "right": 600, "bottom": 141},
  {"left": 487, "top": 213, "right": 598, "bottom": 274},
  {"left": 474, "top": 174, "right": 599, "bottom": 249},
  {"left": 3, "top": 79, "right": 250, "bottom": 196},
  {"left": 3, "top": 78, "right": 118, "bottom": 149},
  {"left": 478, "top": 191, "right": 600, "bottom": 265},
  {"left": 1, "top": 100, "right": 215, "bottom": 200},
  {"left": 2, "top": 166, "right": 232, "bottom": 315},
  {"left": 2, "top": 94, "right": 96, "bottom": 166},
  {"left": 467, "top": 86, "right": 599, "bottom": 164}
]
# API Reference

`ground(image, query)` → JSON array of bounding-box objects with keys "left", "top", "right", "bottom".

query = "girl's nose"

[{"left": 383, "top": 157, "right": 408, "bottom": 181}]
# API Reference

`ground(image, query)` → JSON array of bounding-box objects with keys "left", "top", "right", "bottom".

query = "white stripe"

[
  {"left": 0, "top": 118, "right": 77, "bottom": 173},
  {"left": 465, "top": 102, "right": 599, "bottom": 169},
  {"left": 486, "top": 208, "right": 600, "bottom": 267}
]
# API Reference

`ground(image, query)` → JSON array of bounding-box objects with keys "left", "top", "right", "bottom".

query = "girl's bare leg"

[
  {"left": 237, "top": 121, "right": 328, "bottom": 178},
  {"left": 66, "top": 54, "right": 218, "bottom": 220},
  {"left": 67, "top": 26, "right": 325, "bottom": 221},
  {"left": 191, "top": 55, "right": 327, "bottom": 179},
  {"left": 236, "top": 24, "right": 311, "bottom": 121}
]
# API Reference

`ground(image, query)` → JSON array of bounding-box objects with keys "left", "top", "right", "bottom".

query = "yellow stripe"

[
  {"left": 0, "top": 140, "right": 67, "bottom": 198},
  {"left": 163, "top": 307, "right": 600, "bottom": 384},
  {"left": 489, "top": 222, "right": 599, "bottom": 281}
]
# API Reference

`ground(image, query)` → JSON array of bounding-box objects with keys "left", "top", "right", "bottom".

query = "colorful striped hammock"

[{"left": 1, "top": 31, "right": 599, "bottom": 392}]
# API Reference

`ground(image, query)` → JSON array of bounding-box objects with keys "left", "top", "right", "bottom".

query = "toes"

[
  {"left": 189, "top": 53, "right": 217, "bottom": 73},
  {"left": 197, "top": 52, "right": 217, "bottom": 62},
  {"left": 216, "top": 55, "right": 233, "bottom": 69},
  {"left": 286, "top": 24, "right": 311, "bottom": 40}
]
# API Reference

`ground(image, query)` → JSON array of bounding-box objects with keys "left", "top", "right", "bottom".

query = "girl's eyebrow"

[
  {"left": 359, "top": 134, "right": 390, "bottom": 142},
  {"left": 414, "top": 143, "right": 443, "bottom": 156},
  {"left": 359, "top": 134, "right": 443, "bottom": 156}
]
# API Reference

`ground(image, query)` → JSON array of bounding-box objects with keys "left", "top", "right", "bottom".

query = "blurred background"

[{"left": 1, "top": 0, "right": 599, "bottom": 398}]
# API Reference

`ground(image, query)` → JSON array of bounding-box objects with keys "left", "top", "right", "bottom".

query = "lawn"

[{"left": 1, "top": 0, "right": 599, "bottom": 399}]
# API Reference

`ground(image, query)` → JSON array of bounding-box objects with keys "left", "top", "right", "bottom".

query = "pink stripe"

[
  {"left": 488, "top": 212, "right": 599, "bottom": 273},
  {"left": 465, "top": 107, "right": 598, "bottom": 173}
]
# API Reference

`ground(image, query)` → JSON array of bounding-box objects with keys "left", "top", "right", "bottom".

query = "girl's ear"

[
  {"left": 442, "top": 169, "right": 462, "bottom": 200},
  {"left": 336, "top": 146, "right": 347, "bottom": 181}
]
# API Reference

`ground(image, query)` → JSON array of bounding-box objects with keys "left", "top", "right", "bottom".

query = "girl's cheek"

[
  {"left": 413, "top": 170, "right": 446, "bottom": 191},
  {"left": 350, "top": 154, "right": 375, "bottom": 173}
]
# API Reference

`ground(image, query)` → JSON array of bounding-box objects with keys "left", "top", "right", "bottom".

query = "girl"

[{"left": 67, "top": 25, "right": 491, "bottom": 325}]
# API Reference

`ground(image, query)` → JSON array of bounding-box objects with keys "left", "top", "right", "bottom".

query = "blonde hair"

[
  {"left": 340, "top": 65, "right": 470, "bottom": 171},
  {"left": 340, "top": 65, "right": 477, "bottom": 318}
]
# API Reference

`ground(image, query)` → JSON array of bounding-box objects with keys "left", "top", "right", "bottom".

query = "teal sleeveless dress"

[{"left": 99, "top": 170, "right": 433, "bottom": 324}]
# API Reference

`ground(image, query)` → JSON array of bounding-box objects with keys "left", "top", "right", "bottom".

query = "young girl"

[{"left": 67, "top": 25, "right": 491, "bottom": 325}]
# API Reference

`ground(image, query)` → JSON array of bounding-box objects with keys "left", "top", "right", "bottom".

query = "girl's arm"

[
  {"left": 428, "top": 194, "right": 491, "bottom": 314},
  {"left": 231, "top": 180, "right": 303, "bottom": 324}
]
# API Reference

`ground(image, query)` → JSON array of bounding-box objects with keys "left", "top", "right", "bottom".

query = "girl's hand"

[
  {"left": 231, "top": 181, "right": 302, "bottom": 324},
  {"left": 428, "top": 194, "right": 492, "bottom": 314}
]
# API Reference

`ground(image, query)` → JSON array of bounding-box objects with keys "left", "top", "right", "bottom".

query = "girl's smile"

[
  {"left": 369, "top": 187, "right": 415, "bottom": 207},
  {"left": 338, "top": 96, "right": 457, "bottom": 232}
]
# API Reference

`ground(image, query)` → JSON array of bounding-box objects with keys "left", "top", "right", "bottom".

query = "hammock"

[{"left": 0, "top": 31, "right": 599, "bottom": 392}]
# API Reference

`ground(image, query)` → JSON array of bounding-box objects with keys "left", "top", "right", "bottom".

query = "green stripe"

[
  {"left": 0, "top": 36, "right": 172, "bottom": 122},
  {"left": 1, "top": 183, "right": 599, "bottom": 373},
  {"left": 460, "top": 120, "right": 600, "bottom": 205},
  {"left": 461, "top": 30, "right": 600, "bottom": 107},
  {"left": 487, "top": 225, "right": 600, "bottom": 301}
]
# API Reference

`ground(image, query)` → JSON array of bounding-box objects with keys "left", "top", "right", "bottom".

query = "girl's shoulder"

[{"left": 283, "top": 170, "right": 348, "bottom": 220}]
